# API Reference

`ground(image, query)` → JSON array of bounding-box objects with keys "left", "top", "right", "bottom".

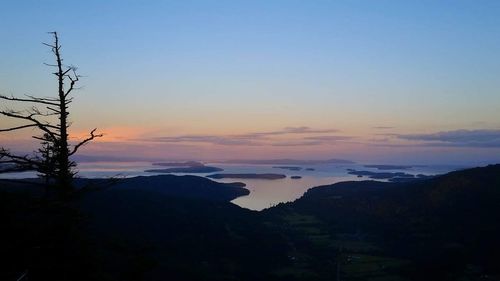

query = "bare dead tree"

[{"left": 0, "top": 32, "right": 102, "bottom": 191}]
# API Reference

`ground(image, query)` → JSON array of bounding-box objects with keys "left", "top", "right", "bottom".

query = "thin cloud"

[
  {"left": 271, "top": 141, "right": 323, "bottom": 147},
  {"left": 304, "top": 135, "right": 353, "bottom": 141},
  {"left": 236, "top": 126, "right": 339, "bottom": 138},
  {"left": 395, "top": 129, "right": 500, "bottom": 148},
  {"left": 141, "top": 135, "right": 262, "bottom": 146},
  {"left": 283, "top": 126, "right": 339, "bottom": 134},
  {"left": 134, "top": 126, "right": 345, "bottom": 147}
]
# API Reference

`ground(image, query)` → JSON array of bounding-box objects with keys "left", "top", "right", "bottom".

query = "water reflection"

[{"left": 227, "top": 175, "right": 357, "bottom": 210}]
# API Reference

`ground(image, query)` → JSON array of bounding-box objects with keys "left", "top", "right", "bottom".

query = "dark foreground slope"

[
  {"left": 0, "top": 175, "right": 287, "bottom": 281},
  {"left": 265, "top": 164, "right": 500, "bottom": 280},
  {"left": 2, "top": 165, "right": 500, "bottom": 281},
  {"left": 79, "top": 176, "right": 288, "bottom": 281}
]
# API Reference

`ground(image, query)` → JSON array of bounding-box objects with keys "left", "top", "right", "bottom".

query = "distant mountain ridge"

[{"left": 221, "top": 158, "right": 355, "bottom": 165}]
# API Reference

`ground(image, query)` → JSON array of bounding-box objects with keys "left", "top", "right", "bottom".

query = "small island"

[
  {"left": 152, "top": 161, "right": 204, "bottom": 167},
  {"left": 146, "top": 161, "right": 223, "bottom": 174},
  {"left": 145, "top": 166, "right": 223, "bottom": 173},
  {"left": 290, "top": 176, "right": 302, "bottom": 179},
  {"left": 273, "top": 166, "right": 302, "bottom": 171},
  {"left": 364, "top": 164, "right": 414, "bottom": 170},
  {"left": 347, "top": 169, "right": 416, "bottom": 180},
  {"left": 207, "top": 173, "right": 287, "bottom": 180}
]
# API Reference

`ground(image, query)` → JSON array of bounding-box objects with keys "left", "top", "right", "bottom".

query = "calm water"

[{"left": 0, "top": 161, "right": 464, "bottom": 211}]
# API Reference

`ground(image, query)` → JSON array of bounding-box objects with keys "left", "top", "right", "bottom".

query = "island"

[
  {"left": 145, "top": 166, "right": 223, "bottom": 173},
  {"left": 207, "top": 173, "right": 287, "bottom": 180},
  {"left": 152, "top": 161, "right": 204, "bottom": 167},
  {"left": 347, "top": 168, "right": 418, "bottom": 181},
  {"left": 290, "top": 176, "right": 302, "bottom": 179},
  {"left": 363, "top": 164, "right": 415, "bottom": 170},
  {"left": 305, "top": 168, "right": 315, "bottom": 171},
  {"left": 273, "top": 166, "right": 302, "bottom": 171}
]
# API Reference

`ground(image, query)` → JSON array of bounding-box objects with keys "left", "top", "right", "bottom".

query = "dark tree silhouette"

[{"left": 0, "top": 32, "right": 102, "bottom": 191}]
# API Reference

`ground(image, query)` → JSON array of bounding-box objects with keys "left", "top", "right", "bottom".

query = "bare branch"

[
  {"left": 0, "top": 94, "right": 59, "bottom": 106},
  {"left": 0, "top": 149, "right": 39, "bottom": 167},
  {"left": 32, "top": 135, "right": 56, "bottom": 141},
  {"left": 64, "top": 68, "right": 80, "bottom": 97},
  {"left": 25, "top": 94, "right": 59, "bottom": 102},
  {"left": 0, "top": 110, "right": 59, "bottom": 140},
  {"left": 42, "top": 42, "right": 56, "bottom": 48},
  {"left": 27, "top": 106, "right": 58, "bottom": 117},
  {"left": 0, "top": 124, "right": 38, "bottom": 132},
  {"left": 69, "top": 128, "right": 103, "bottom": 156},
  {"left": 0, "top": 110, "right": 59, "bottom": 129},
  {"left": 46, "top": 106, "right": 62, "bottom": 114}
]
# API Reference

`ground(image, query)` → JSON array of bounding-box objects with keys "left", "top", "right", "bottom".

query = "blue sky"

[{"left": 1, "top": 1, "right": 500, "bottom": 164}]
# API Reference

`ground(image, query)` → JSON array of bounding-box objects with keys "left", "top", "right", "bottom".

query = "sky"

[{"left": 1, "top": 0, "right": 500, "bottom": 165}]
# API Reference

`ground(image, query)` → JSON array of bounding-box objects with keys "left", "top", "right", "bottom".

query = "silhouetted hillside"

[
  {"left": 79, "top": 175, "right": 247, "bottom": 201},
  {"left": 2, "top": 165, "right": 500, "bottom": 280},
  {"left": 0, "top": 175, "right": 286, "bottom": 281},
  {"left": 266, "top": 164, "right": 500, "bottom": 280}
]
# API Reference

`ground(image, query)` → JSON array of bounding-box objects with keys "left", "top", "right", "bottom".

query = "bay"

[{"left": 0, "top": 161, "right": 463, "bottom": 211}]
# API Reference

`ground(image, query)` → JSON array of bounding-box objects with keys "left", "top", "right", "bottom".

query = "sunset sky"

[{"left": 1, "top": 1, "right": 500, "bottom": 164}]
